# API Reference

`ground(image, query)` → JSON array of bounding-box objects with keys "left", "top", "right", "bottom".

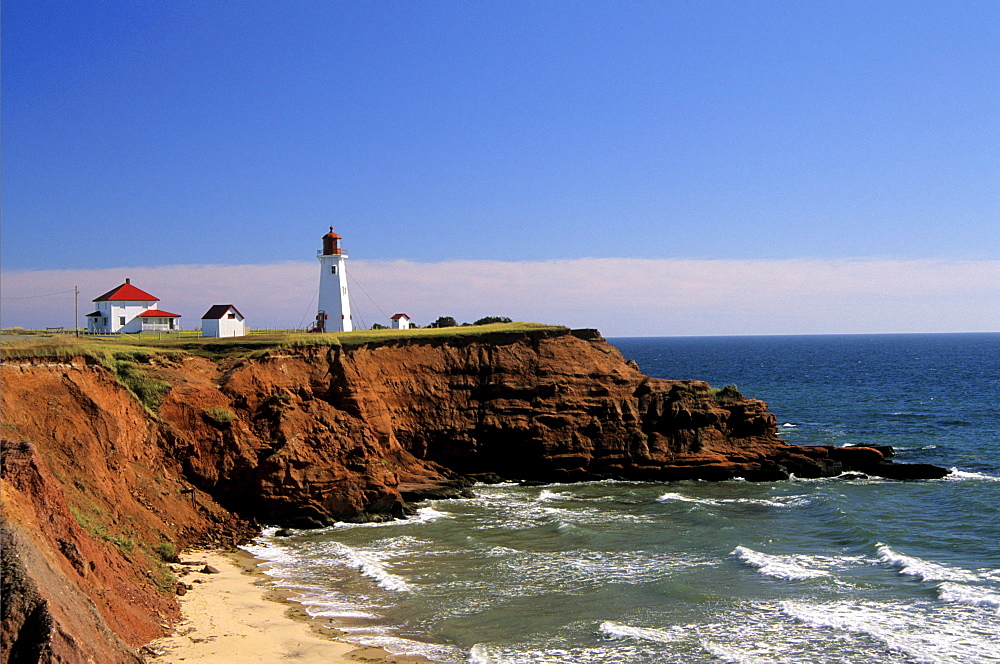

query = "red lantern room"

[{"left": 322, "top": 227, "right": 343, "bottom": 255}]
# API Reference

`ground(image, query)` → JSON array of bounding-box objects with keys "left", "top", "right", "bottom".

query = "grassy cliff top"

[{"left": 1, "top": 322, "right": 571, "bottom": 362}]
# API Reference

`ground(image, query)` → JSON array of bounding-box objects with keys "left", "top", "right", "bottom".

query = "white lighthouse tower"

[{"left": 316, "top": 227, "right": 353, "bottom": 332}]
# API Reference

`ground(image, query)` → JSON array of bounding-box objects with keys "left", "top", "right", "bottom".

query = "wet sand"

[{"left": 145, "top": 549, "right": 428, "bottom": 664}]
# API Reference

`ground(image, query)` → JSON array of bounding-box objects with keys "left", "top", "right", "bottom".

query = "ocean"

[{"left": 244, "top": 333, "right": 1000, "bottom": 663}]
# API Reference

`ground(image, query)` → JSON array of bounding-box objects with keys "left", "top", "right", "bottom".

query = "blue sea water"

[{"left": 245, "top": 334, "right": 1000, "bottom": 663}]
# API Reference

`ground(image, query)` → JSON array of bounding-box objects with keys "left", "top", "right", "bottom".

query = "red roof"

[
  {"left": 93, "top": 282, "right": 159, "bottom": 303},
  {"left": 390, "top": 313, "right": 410, "bottom": 319},
  {"left": 323, "top": 226, "right": 342, "bottom": 240},
  {"left": 138, "top": 309, "right": 181, "bottom": 318}
]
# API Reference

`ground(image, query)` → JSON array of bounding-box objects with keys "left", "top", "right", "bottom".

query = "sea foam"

[
  {"left": 937, "top": 582, "right": 1000, "bottom": 610},
  {"left": 732, "top": 546, "right": 830, "bottom": 581},
  {"left": 876, "top": 543, "right": 980, "bottom": 582},
  {"left": 598, "top": 621, "right": 687, "bottom": 644},
  {"left": 780, "top": 599, "right": 1000, "bottom": 663},
  {"left": 330, "top": 541, "right": 411, "bottom": 592},
  {"left": 946, "top": 468, "right": 1000, "bottom": 482}
]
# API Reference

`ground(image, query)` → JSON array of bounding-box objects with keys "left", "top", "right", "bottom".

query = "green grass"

[
  {"left": 1, "top": 322, "right": 567, "bottom": 361},
  {"left": 203, "top": 406, "right": 237, "bottom": 427},
  {"left": 151, "top": 540, "right": 178, "bottom": 562},
  {"left": 711, "top": 385, "right": 743, "bottom": 404},
  {"left": 103, "top": 359, "right": 171, "bottom": 413}
]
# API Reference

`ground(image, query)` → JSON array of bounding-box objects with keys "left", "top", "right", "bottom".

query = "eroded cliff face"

[{"left": 0, "top": 328, "right": 937, "bottom": 663}]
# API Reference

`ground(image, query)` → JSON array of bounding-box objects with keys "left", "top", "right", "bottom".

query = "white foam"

[
  {"left": 658, "top": 492, "right": 811, "bottom": 509},
  {"left": 946, "top": 468, "right": 1000, "bottom": 482},
  {"left": 598, "top": 620, "right": 686, "bottom": 644},
  {"left": 700, "top": 640, "right": 757, "bottom": 663},
  {"left": 535, "top": 489, "right": 561, "bottom": 502},
  {"left": 658, "top": 492, "right": 720, "bottom": 505},
  {"left": 780, "top": 599, "right": 1000, "bottom": 663},
  {"left": 876, "top": 543, "right": 980, "bottom": 582},
  {"left": 413, "top": 506, "right": 452, "bottom": 522},
  {"left": 467, "top": 644, "right": 496, "bottom": 663},
  {"left": 308, "top": 608, "right": 377, "bottom": 619},
  {"left": 733, "top": 495, "right": 811, "bottom": 508},
  {"left": 937, "top": 582, "right": 1000, "bottom": 610},
  {"left": 331, "top": 542, "right": 411, "bottom": 592},
  {"left": 732, "top": 546, "right": 830, "bottom": 581}
]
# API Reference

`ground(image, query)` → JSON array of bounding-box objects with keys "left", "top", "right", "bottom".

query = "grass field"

[{"left": 0, "top": 322, "right": 568, "bottom": 362}]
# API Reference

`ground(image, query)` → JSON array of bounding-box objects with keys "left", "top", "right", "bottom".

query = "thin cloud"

[{"left": 2, "top": 258, "right": 998, "bottom": 335}]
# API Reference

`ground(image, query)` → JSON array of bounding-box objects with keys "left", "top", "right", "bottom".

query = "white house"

[
  {"left": 85, "top": 279, "right": 181, "bottom": 333},
  {"left": 390, "top": 313, "right": 412, "bottom": 330},
  {"left": 201, "top": 304, "right": 246, "bottom": 338}
]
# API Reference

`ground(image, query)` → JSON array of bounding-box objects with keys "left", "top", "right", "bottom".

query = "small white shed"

[
  {"left": 201, "top": 305, "right": 246, "bottom": 338},
  {"left": 390, "top": 313, "right": 412, "bottom": 330}
]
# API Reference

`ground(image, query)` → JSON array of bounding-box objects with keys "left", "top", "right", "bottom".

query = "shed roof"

[
  {"left": 390, "top": 313, "right": 411, "bottom": 320},
  {"left": 201, "top": 304, "right": 244, "bottom": 320}
]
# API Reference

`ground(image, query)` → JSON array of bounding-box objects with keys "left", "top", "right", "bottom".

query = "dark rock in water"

[
  {"left": 273, "top": 528, "right": 292, "bottom": 537},
  {"left": 466, "top": 472, "right": 506, "bottom": 484},
  {"left": 867, "top": 463, "right": 951, "bottom": 480},
  {"left": 846, "top": 443, "right": 895, "bottom": 457},
  {"left": 837, "top": 472, "right": 869, "bottom": 480},
  {"left": 741, "top": 465, "right": 791, "bottom": 482},
  {"left": 399, "top": 482, "right": 476, "bottom": 502}
]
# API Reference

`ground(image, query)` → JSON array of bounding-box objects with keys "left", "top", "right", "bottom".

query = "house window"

[
  {"left": 102, "top": 317, "right": 107, "bottom": 326},
  {"left": 227, "top": 313, "right": 236, "bottom": 319},
  {"left": 119, "top": 316, "right": 126, "bottom": 326}
]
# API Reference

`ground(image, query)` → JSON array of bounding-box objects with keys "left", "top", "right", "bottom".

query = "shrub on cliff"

[
  {"left": 105, "top": 359, "right": 171, "bottom": 412},
  {"left": 202, "top": 406, "right": 237, "bottom": 428},
  {"left": 713, "top": 385, "right": 743, "bottom": 404}
]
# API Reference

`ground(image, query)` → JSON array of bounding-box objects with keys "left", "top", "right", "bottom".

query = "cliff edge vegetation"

[{"left": 1, "top": 324, "right": 947, "bottom": 663}]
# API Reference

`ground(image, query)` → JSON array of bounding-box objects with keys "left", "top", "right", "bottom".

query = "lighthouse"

[{"left": 316, "top": 227, "right": 353, "bottom": 332}]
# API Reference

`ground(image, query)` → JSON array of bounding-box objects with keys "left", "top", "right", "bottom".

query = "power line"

[
  {"left": 347, "top": 273, "right": 391, "bottom": 321},
  {"left": 1, "top": 289, "right": 76, "bottom": 300},
  {"left": 298, "top": 286, "right": 319, "bottom": 330}
]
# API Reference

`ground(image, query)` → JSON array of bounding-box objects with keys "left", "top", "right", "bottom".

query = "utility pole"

[{"left": 74, "top": 286, "right": 79, "bottom": 336}]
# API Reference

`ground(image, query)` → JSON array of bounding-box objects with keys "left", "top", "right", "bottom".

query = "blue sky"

[{"left": 3, "top": 1, "right": 998, "bottom": 334}]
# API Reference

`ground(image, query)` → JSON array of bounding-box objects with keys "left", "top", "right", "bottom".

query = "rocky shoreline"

[{"left": 1, "top": 327, "right": 948, "bottom": 663}]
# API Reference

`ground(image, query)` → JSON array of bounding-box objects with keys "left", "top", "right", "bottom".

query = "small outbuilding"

[
  {"left": 390, "top": 313, "right": 412, "bottom": 330},
  {"left": 201, "top": 305, "right": 246, "bottom": 338}
]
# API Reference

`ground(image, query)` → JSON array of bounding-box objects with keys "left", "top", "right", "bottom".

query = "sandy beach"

[{"left": 145, "top": 549, "right": 427, "bottom": 664}]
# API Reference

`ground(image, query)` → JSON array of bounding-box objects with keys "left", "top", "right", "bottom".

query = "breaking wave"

[{"left": 732, "top": 546, "right": 830, "bottom": 580}]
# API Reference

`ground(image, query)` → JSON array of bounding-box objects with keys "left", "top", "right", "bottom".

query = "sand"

[{"left": 145, "top": 549, "right": 427, "bottom": 664}]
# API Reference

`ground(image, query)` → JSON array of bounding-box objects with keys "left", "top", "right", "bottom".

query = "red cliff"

[{"left": 0, "top": 328, "right": 944, "bottom": 663}]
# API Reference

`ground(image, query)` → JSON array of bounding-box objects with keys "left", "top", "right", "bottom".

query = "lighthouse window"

[
  {"left": 119, "top": 316, "right": 126, "bottom": 326},
  {"left": 331, "top": 266, "right": 337, "bottom": 274},
  {"left": 342, "top": 286, "right": 347, "bottom": 295}
]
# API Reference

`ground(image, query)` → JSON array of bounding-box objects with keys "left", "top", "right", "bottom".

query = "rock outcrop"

[{"left": 0, "top": 327, "right": 946, "bottom": 663}]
